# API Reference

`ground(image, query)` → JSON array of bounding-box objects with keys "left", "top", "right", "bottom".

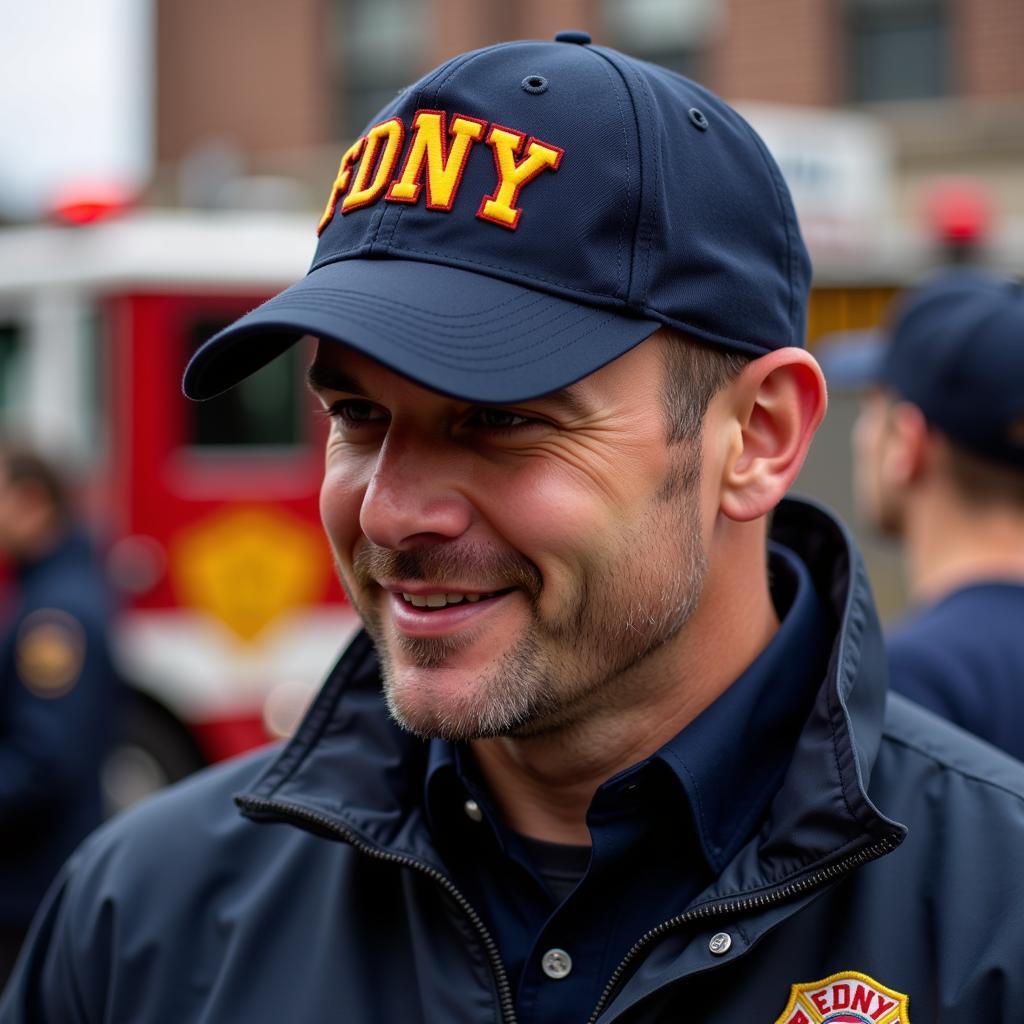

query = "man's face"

[
  {"left": 852, "top": 388, "right": 905, "bottom": 537},
  {"left": 311, "top": 335, "right": 710, "bottom": 742},
  {"left": 0, "top": 467, "right": 39, "bottom": 557}
]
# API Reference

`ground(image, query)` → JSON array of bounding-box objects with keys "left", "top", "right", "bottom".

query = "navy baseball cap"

[
  {"left": 821, "top": 269, "right": 1024, "bottom": 468},
  {"left": 183, "top": 33, "right": 810, "bottom": 404}
]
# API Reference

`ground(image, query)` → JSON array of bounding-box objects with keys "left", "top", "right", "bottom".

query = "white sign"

[{"left": 738, "top": 103, "right": 895, "bottom": 264}]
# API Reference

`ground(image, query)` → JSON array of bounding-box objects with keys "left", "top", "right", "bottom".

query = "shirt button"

[
  {"left": 463, "top": 799, "right": 483, "bottom": 822},
  {"left": 708, "top": 931, "right": 732, "bottom": 956},
  {"left": 541, "top": 948, "right": 573, "bottom": 979}
]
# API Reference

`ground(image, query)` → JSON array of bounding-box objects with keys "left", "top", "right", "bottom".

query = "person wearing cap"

[
  {"left": 5, "top": 35, "right": 1024, "bottom": 1024},
  {"left": 825, "top": 268, "right": 1024, "bottom": 760}
]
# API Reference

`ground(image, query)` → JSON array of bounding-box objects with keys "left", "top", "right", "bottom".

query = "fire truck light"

[
  {"left": 49, "top": 182, "right": 135, "bottom": 226},
  {"left": 924, "top": 178, "right": 993, "bottom": 245}
]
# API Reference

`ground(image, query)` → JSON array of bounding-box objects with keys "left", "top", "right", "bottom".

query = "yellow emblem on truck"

[
  {"left": 773, "top": 971, "right": 910, "bottom": 1024},
  {"left": 172, "top": 507, "right": 330, "bottom": 641}
]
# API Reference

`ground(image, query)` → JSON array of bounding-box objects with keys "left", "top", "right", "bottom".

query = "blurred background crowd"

[{"left": 1, "top": 0, "right": 1023, "bottom": 979}]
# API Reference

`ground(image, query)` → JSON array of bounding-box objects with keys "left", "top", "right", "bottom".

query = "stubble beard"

[{"left": 337, "top": 452, "right": 707, "bottom": 742}]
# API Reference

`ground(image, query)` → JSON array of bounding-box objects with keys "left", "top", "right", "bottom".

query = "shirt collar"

[{"left": 654, "top": 541, "right": 831, "bottom": 871}]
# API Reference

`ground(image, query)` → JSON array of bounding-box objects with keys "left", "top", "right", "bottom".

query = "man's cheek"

[{"left": 319, "top": 466, "right": 366, "bottom": 540}]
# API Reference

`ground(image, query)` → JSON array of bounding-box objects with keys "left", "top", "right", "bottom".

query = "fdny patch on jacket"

[
  {"left": 773, "top": 971, "right": 910, "bottom": 1023},
  {"left": 16, "top": 608, "right": 86, "bottom": 698}
]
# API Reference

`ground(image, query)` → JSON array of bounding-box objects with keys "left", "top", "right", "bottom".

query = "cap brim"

[
  {"left": 814, "top": 329, "right": 886, "bottom": 390},
  {"left": 183, "top": 258, "right": 661, "bottom": 403}
]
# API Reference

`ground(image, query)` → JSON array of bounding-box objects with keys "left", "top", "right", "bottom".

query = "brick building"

[{"left": 154, "top": 0, "right": 1024, "bottom": 251}]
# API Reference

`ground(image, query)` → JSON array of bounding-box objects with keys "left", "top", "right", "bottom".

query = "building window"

[
  {"left": 600, "top": 0, "right": 718, "bottom": 80},
  {"left": 187, "top": 318, "right": 302, "bottom": 449},
  {"left": 0, "top": 322, "right": 26, "bottom": 429},
  {"left": 333, "top": 0, "right": 425, "bottom": 139},
  {"left": 847, "top": 0, "right": 949, "bottom": 103}
]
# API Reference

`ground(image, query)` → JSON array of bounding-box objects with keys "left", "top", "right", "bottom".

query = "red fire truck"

[
  {"left": 0, "top": 190, "right": 997, "bottom": 810},
  {"left": 0, "top": 207, "right": 357, "bottom": 808}
]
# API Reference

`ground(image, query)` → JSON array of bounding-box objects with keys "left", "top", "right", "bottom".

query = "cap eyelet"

[
  {"left": 521, "top": 75, "right": 549, "bottom": 95},
  {"left": 688, "top": 107, "right": 709, "bottom": 131}
]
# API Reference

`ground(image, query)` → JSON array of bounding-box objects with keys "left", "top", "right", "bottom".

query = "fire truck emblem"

[
  {"left": 172, "top": 507, "right": 331, "bottom": 641},
  {"left": 773, "top": 972, "right": 910, "bottom": 1024}
]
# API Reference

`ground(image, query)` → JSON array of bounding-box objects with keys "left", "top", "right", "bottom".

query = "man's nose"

[{"left": 358, "top": 432, "right": 473, "bottom": 550}]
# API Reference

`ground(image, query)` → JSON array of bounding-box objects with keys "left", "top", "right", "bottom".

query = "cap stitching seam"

[
  {"left": 623, "top": 60, "right": 658, "bottom": 303},
  {"left": 280, "top": 284, "right": 543, "bottom": 324},
  {"left": 301, "top": 249, "right": 774, "bottom": 353},
  {"left": 310, "top": 245, "right": 624, "bottom": 298},
  {"left": 277, "top": 292, "right": 594, "bottom": 355},
  {"left": 590, "top": 47, "right": 649, "bottom": 303},
  {"left": 581, "top": 50, "right": 631, "bottom": 292},
  {"left": 297, "top": 303, "right": 621, "bottom": 373},
  {"left": 285, "top": 299, "right": 604, "bottom": 363}
]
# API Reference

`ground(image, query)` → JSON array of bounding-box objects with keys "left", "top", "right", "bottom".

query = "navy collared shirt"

[
  {"left": 424, "top": 543, "right": 831, "bottom": 1023},
  {"left": 888, "top": 581, "right": 1024, "bottom": 760}
]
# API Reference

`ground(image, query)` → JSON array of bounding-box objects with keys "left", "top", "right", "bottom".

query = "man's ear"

[
  {"left": 717, "top": 348, "right": 828, "bottom": 523},
  {"left": 880, "top": 400, "right": 930, "bottom": 488}
]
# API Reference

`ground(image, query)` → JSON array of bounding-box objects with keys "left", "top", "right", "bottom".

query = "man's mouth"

[{"left": 399, "top": 589, "right": 509, "bottom": 609}]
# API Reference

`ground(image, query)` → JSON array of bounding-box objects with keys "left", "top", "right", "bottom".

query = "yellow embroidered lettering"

[
  {"left": 341, "top": 118, "right": 406, "bottom": 214},
  {"left": 317, "top": 137, "right": 366, "bottom": 234},
  {"left": 477, "top": 124, "right": 563, "bottom": 230},
  {"left": 386, "top": 110, "right": 486, "bottom": 209}
]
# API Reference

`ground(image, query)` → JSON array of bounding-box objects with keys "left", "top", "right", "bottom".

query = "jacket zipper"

[
  {"left": 584, "top": 831, "right": 903, "bottom": 1024},
  {"left": 238, "top": 796, "right": 519, "bottom": 1024},
  {"left": 241, "top": 795, "right": 899, "bottom": 1024}
]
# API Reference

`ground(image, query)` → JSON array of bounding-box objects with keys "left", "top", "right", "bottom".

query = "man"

[
  {"left": 825, "top": 269, "right": 1024, "bottom": 758},
  {"left": 5, "top": 34, "right": 1024, "bottom": 1022},
  {"left": 0, "top": 447, "right": 117, "bottom": 986}
]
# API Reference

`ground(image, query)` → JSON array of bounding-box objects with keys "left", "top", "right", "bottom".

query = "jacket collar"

[{"left": 238, "top": 496, "right": 906, "bottom": 888}]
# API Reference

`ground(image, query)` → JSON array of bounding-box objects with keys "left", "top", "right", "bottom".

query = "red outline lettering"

[
  {"left": 341, "top": 117, "right": 406, "bottom": 215},
  {"left": 386, "top": 109, "right": 487, "bottom": 210},
  {"left": 476, "top": 122, "right": 564, "bottom": 231}
]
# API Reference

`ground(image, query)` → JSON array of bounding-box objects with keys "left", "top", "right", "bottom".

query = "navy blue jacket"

[
  {"left": 0, "top": 531, "right": 117, "bottom": 929},
  {"left": 4, "top": 500, "right": 1024, "bottom": 1021},
  {"left": 888, "top": 582, "right": 1024, "bottom": 760}
]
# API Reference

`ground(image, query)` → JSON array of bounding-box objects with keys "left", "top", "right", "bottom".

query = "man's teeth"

[{"left": 401, "top": 592, "right": 492, "bottom": 608}]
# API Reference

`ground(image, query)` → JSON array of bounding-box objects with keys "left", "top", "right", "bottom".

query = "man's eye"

[
  {"left": 470, "top": 408, "right": 531, "bottom": 431},
  {"left": 326, "top": 399, "right": 386, "bottom": 426}
]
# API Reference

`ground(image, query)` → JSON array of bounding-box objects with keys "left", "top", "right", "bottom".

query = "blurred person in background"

[
  {"left": 822, "top": 268, "right": 1024, "bottom": 757},
  {"left": 0, "top": 446, "right": 118, "bottom": 986}
]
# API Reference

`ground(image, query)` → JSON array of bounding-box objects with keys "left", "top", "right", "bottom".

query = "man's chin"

[
  {"left": 383, "top": 688, "right": 521, "bottom": 742},
  {"left": 379, "top": 644, "right": 553, "bottom": 741}
]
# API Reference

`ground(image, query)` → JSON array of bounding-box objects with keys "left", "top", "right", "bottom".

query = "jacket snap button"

[
  {"left": 708, "top": 931, "right": 732, "bottom": 955},
  {"left": 463, "top": 799, "right": 483, "bottom": 822},
  {"left": 541, "top": 948, "right": 572, "bottom": 979}
]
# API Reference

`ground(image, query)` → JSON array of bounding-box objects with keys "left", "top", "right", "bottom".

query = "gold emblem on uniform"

[
  {"left": 773, "top": 971, "right": 910, "bottom": 1023},
  {"left": 16, "top": 608, "right": 86, "bottom": 697}
]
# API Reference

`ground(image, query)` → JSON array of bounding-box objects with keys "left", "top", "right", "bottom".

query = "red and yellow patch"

[{"left": 774, "top": 972, "right": 910, "bottom": 1024}]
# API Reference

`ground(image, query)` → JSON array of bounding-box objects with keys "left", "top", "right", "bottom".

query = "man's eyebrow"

[
  {"left": 529, "top": 383, "right": 593, "bottom": 420},
  {"left": 306, "top": 362, "right": 593, "bottom": 419},
  {"left": 305, "top": 364, "right": 366, "bottom": 397}
]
